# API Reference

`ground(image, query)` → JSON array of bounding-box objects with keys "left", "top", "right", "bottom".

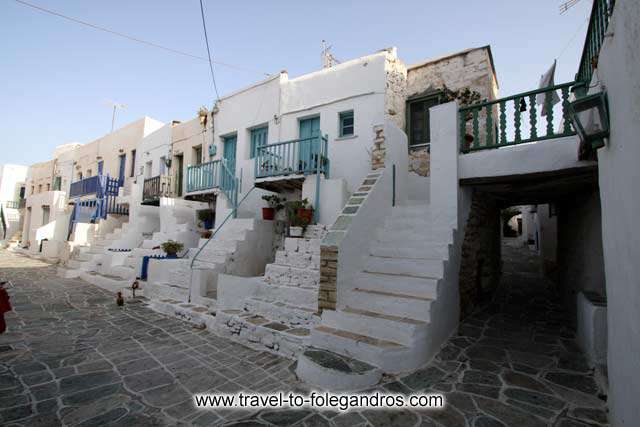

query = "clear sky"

[{"left": 1, "top": 0, "right": 593, "bottom": 165}]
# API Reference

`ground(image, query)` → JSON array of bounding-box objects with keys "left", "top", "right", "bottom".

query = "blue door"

[
  {"left": 97, "top": 160, "right": 104, "bottom": 176},
  {"left": 223, "top": 135, "right": 237, "bottom": 174},
  {"left": 117, "top": 154, "right": 126, "bottom": 185},
  {"left": 298, "top": 117, "right": 320, "bottom": 172},
  {"left": 250, "top": 126, "right": 268, "bottom": 158}
]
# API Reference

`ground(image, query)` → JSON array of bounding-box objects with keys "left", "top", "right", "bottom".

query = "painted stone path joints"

[{"left": 0, "top": 247, "right": 608, "bottom": 426}]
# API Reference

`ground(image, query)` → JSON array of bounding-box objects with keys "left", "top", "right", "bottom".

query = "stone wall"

[
  {"left": 318, "top": 245, "right": 337, "bottom": 312},
  {"left": 384, "top": 51, "right": 408, "bottom": 130},
  {"left": 371, "top": 125, "right": 386, "bottom": 170},
  {"left": 458, "top": 190, "right": 501, "bottom": 318}
]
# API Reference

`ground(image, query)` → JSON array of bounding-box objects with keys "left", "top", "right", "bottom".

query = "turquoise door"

[
  {"left": 250, "top": 126, "right": 268, "bottom": 158},
  {"left": 117, "top": 155, "right": 126, "bottom": 185},
  {"left": 223, "top": 135, "right": 237, "bottom": 174},
  {"left": 298, "top": 117, "right": 320, "bottom": 172}
]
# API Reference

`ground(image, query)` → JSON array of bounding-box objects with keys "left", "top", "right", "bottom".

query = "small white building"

[{"left": 0, "top": 164, "right": 28, "bottom": 244}]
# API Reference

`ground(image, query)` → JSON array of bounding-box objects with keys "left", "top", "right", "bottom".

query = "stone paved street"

[{"left": 0, "top": 247, "right": 608, "bottom": 426}]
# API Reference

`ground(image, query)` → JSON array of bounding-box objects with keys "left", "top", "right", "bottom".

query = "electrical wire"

[
  {"left": 198, "top": 0, "right": 220, "bottom": 100},
  {"left": 12, "top": 0, "right": 270, "bottom": 76}
]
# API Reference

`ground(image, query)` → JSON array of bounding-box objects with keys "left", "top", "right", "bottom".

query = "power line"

[
  {"left": 12, "top": 0, "right": 270, "bottom": 76},
  {"left": 198, "top": 0, "right": 219, "bottom": 100}
]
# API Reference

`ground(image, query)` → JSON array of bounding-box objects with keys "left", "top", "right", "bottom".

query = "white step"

[
  {"left": 346, "top": 288, "right": 433, "bottom": 322},
  {"left": 364, "top": 256, "right": 444, "bottom": 279},
  {"left": 321, "top": 307, "right": 427, "bottom": 346},
  {"left": 79, "top": 272, "right": 132, "bottom": 294},
  {"left": 377, "top": 228, "right": 452, "bottom": 244},
  {"left": 370, "top": 243, "right": 449, "bottom": 260},
  {"left": 244, "top": 297, "right": 320, "bottom": 328},
  {"left": 310, "top": 325, "right": 414, "bottom": 373},
  {"left": 353, "top": 272, "right": 439, "bottom": 299},
  {"left": 110, "top": 265, "right": 137, "bottom": 280},
  {"left": 254, "top": 282, "right": 318, "bottom": 309}
]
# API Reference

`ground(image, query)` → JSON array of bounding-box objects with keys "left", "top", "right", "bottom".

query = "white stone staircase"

[
  {"left": 144, "top": 218, "right": 274, "bottom": 309},
  {"left": 306, "top": 202, "right": 455, "bottom": 374},
  {"left": 215, "top": 225, "right": 328, "bottom": 358}
]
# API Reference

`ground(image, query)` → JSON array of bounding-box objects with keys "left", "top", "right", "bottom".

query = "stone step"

[
  {"left": 215, "top": 309, "right": 310, "bottom": 359},
  {"left": 143, "top": 281, "right": 190, "bottom": 302},
  {"left": 370, "top": 243, "right": 449, "bottom": 260},
  {"left": 79, "top": 271, "right": 133, "bottom": 294},
  {"left": 244, "top": 297, "right": 320, "bottom": 328},
  {"left": 264, "top": 264, "right": 320, "bottom": 289},
  {"left": 346, "top": 288, "right": 433, "bottom": 322},
  {"left": 57, "top": 266, "right": 82, "bottom": 279},
  {"left": 310, "top": 325, "right": 414, "bottom": 373},
  {"left": 253, "top": 282, "right": 318, "bottom": 310},
  {"left": 296, "top": 348, "right": 381, "bottom": 391},
  {"left": 274, "top": 250, "right": 319, "bottom": 270},
  {"left": 364, "top": 256, "right": 444, "bottom": 279},
  {"left": 148, "top": 298, "right": 215, "bottom": 328},
  {"left": 110, "top": 265, "right": 137, "bottom": 280},
  {"left": 353, "top": 272, "right": 439, "bottom": 299},
  {"left": 322, "top": 307, "right": 427, "bottom": 346},
  {"left": 377, "top": 228, "right": 452, "bottom": 244},
  {"left": 390, "top": 204, "right": 431, "bottom": 218}
]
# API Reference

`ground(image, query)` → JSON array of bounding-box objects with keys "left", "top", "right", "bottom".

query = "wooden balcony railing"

[
  {"left": 459, "top": 82, "right": 576, "bottom": 152},
  {"left": 186, "top": 160, "right": 221, "bottom": 193},
  {"left": 576, "top": 0, "right": 615, "bottom": 85},
  {"left": 254, "top": 135, "right": 330, "bottom": 179},
  {"left": 143, "top": 175, "right": 173, "bottom": 202}
]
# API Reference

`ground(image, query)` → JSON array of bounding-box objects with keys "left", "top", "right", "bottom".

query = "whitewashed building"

[{"left": 0, "top": 164, "right": 28, "bottom": 246}]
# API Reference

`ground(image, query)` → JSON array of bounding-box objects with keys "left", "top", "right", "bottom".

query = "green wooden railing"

[
  {"left": 186, "top": 160, "right": 221, "bottom": 193},
  {"left": 459, "top": 82, "right": 576, "bottom": 152},
  {"left": 254, "top": 135, "right": 330, "bottom": 179},
  {"left": 576, "top": 0, "right": 615, "bottom": 85}
]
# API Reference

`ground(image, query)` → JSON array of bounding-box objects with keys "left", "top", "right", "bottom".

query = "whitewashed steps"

[
  {"left": 370, "top": 243, "right": 449, "bottom": 260},
  {"left": 244, "top": 297, "right": 320, "bottom": 328},
  {"left": 353, "top": 272, "right": 439, "bottom": 299},
  {"left": 364, "top": 256, "right": 444, "bottom": 279},
  {"left": 346, "top": 288, "right": 433, "bottom": 322}
]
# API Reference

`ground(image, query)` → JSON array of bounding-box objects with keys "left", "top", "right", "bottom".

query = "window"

[
  {"left": 130, "top": 150, "right": 137, "bottom": 177},
  {"left": 46, "top": 183, "right": 50, "bottom": 191},
  {"left": 19, "top": 186, "right": 25, "bottom": 199},
  {"left": 53, "top": 176, "right": 61, "bottom": 191},
  {"left": 408, "top": 96, "right": 440, "bottom": 148},
  {"left": 42, "top": 205, "right": 50, "bottom": 225},
  {"left": 159, "top": 156, "right": 166, "bottom": 175},
  {"left": 339, "top": 111, "right": 354, "bottom": 137},
  {"left": 194, "top": 145, "right": 203, "bottom": 165},
  {"left": 38, "top": 184, "right": 42, "bottom": 193},
  {"left": 145, "top": 161, "right": 153, "bottom": 179},
  {"left": 250, "top": 126, "right": 268, "bottom": 158},
  {"left": 86, "top": 169, "right": 92, "bottom": 178},
  {"left": 77, "top": 172, "right": 83, "bottom": 181},
  {"left": 30, "top": 186, "right": 34, "bottom": 195}
]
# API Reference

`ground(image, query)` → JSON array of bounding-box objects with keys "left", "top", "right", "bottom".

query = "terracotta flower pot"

[
  {"left": 297, "top": 208, "right": 313, "bottom": 223},
  {"left": 262, "top": 207, "right": 275, "bottom": 220}
]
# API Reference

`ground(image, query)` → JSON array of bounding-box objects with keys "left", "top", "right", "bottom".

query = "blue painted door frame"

[
  {"left": 298, "top": 117, "right": 320, "bottom": 172},
  {"left": 223, "top": 135, "right": 237, "bottom": 174},
  {"left": 117, "top": 154, "right": 126, "bottom": 185},
  {"left": 97, "top": 160, "right": 104, "bottom": 176}
]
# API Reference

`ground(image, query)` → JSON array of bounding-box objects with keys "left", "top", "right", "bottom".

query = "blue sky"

[{"left": 1, "top": 0, "right": 592, "bottom": 165}]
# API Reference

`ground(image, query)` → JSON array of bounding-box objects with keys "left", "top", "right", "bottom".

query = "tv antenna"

[
  {"left": 321, "top": 40, "right": 340, "bottom": 69},
  {"left": 559, "top": 0, "right": 584, "bottom": 14},
  {"left": 105, "top": 100, "right": 126, "bottom": 132}
]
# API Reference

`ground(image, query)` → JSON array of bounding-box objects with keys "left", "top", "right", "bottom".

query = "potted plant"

[
  {"left": 197, "top": 209, "right": 214, "bottom": 229},
  {"left": 261, "top": 195, "right": 284, "bottom": 220},
  {"left": 161, "top": 240, "right": 184, "bottom": 258},
  {"left": 286, "top": 199, "right": 314, "bottom": 237},
  {"left": 201, "top": 229, "right": 212, "bottom": 239}
]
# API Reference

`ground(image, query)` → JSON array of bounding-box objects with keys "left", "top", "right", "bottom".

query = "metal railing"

[
  {"left": 459, "top": 82, "right": 576, "bottom": 152},
  {"left": 186, "top": 160, "right": 221, "bottom": 193},
  {"left": 3, "top": 200, "right": 23, "bottom": 209},
  {"left": 576, "top": 0, "right": 615, "bottom": 85},
  {"left": 143, "top": 175, "right": 173, "bottom": 202},
  {"left": 254, "top": 135, "right": 330, "bottom": 179},
  {"left": 69, "top": 175, "right": 101, "bottom": 198}
]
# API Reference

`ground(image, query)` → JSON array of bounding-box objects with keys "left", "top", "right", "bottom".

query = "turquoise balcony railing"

[
  {"left": 459, "top": 82, "right": 576, "bottom": 152},
  {"left": 576, "top": 0, "right": 615, "bottom": 85},
  {"left": 186, "top": 160, "right": 221, "bottom": 193},
  {"left": 254, "top": 135, "right": 329, "bottom": 179},
  {"left": 186, "top": 159, "right": 238, "bottom": 213}
]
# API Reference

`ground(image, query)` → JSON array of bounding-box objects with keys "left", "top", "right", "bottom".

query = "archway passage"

[{"left": 457, "top": 165, "right": 609, "bottom": 408}]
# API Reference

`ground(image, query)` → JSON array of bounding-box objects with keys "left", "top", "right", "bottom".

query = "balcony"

[
  {"left": 254, "top": 136, "right": 329, "bottom": 191},
  {"left": 142, "top": 175, "right": 174, "bottom": 205},
  {"left": 3, "top": 200, "right": 25, "bottom": 209},
  {"left": 186, "top": 160, "right": 221, "bottom": 194},
  {"left": 458, "top": 82, "right": 576, "bottom": 153},
  {"left": 69, "top": 175, "right": 119, "bottom": 199},
  {"left": 576, "top": 0, "right": 614, "bottom": 86}
]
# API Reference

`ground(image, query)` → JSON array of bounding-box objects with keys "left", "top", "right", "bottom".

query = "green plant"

[
  {"left": 285, "top": 199, "right": 313, "bottom": 229},
  {"left": 161, "top": 240, "right": 184, "bottom": 256},
  {"left": 197, "top": 209, "right": 214, "bottom": 222},
  {"left": 262, "top": 195, "right": 285, "bottom": 210}
]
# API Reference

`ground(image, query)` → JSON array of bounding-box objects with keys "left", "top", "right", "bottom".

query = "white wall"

[
  {"left": 589, "top": 1, "right": 640, "bottom": 423},
  {"left": 0, "top": 164, "right": 28, "bottom": 202},
  {"left": 22, "top": 190, "right": 68, "bottom": 252}
]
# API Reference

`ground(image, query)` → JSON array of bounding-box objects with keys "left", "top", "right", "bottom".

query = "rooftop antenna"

[
  {"left": 321, "top": 40, "right": 340, "bottom": 69},
  {"left": 559, "top": 0, "right": 584, "bottom": 14},
  {"left": 105, "top": 100, "right": 127, "bottom": 132}
]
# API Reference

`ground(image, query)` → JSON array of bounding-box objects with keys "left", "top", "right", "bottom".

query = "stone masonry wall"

[
  {"left": 459, "top": 190, "right": 502, "bottom": 318},
  {"left": 384, "top": 53, "right": 408, "bottom": 130},
  {"left": 371, "top": 125, "right": 386, "bottom": 170}
]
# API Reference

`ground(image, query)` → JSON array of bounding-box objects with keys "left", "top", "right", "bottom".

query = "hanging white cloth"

[{"left": 537, "top": 60, "right": 561, "bottom": 116}]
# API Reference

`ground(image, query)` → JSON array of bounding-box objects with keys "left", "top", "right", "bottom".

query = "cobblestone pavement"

[{"left": 0, "top": 247, "right": 608, "bottom": 426}]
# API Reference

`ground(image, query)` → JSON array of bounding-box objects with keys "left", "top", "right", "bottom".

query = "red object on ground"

[{"left": 0, "top": 286, "right": 11, "bottom": 334}]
